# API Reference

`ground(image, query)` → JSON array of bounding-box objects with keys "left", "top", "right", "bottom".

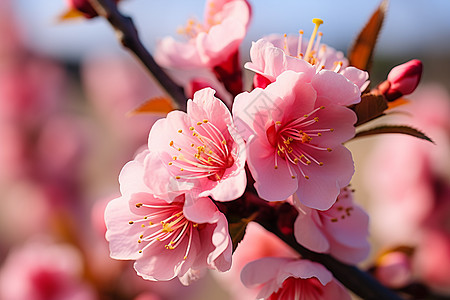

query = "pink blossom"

[
  {"left": 146, "top": 87, "right": 246, "bottom": 201},
  {"left": 0, "top": 240, "right": 96, "bottom": 300},
  {"left": 245, "top": 19, "right": 369, "bottom": 90},
  {"left": 155, "top": 0, "right": 250, "bottom": 69},
  {"left": 233, "top": 71, "right": 357, "bottom": 209},
  {"left": 104, "top": 149, "right": 232, "bottom": 285},
  {"left": 293, "top": 187, "right": 370, "bottom": 264},
  {"left": 216, "top": 222, "right": 298, "bottom": 300},
  {"left": 240, "top": 257, "right": 351, "bottom": 300},
  {"left": 378, "top": 59, "right": 423, "bottom": 101},
  {"left": 374, "top": 251, "right": 413, "bottom": 289}
]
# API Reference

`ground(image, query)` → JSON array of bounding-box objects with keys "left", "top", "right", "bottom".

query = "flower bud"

[
  {"left": 66, "top": 0, "right": 119, "bottom": 19},
  {"left": 382, "top": 59, "right": 423, "bottom": 101}
]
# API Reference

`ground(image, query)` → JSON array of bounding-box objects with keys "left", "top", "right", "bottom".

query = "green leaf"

[
  {"left": 349, "top": 93, "right": 388, "bottom": 126},
  {"left": 348, "top": 0, "right": 388, "bottom": 71},
  {"left": 353, "top": 125, "right": 434, "bottom": 143},
  {"left": 228, "top": 212, "right": 258, "bottom": 253}
]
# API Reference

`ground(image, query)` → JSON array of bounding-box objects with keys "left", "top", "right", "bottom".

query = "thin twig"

[{"left": 88, "top": 0, "right": 187, "bottom": 110}]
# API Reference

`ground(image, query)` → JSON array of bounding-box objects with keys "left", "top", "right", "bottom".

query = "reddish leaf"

[
  {"left": 353, "top": 125, "right": 434, "bottom": 143},
  {"left": 127, "top": 96, "right": 176, "bottom": 116},
  {"left": 349, "top": 93, "right": 388, "bottom": 126},
  {"left": 387, "top": 97, "right": 410, "bottom": 110},
  {"left": 348, "top": 0, "right": 389, "bottom": 71},
  {"left": 57, "top": 8, "right": 85, "bottom": 22}
]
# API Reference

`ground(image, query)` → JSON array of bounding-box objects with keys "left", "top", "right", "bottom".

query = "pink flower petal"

[{"left": 312, "top": 70, "right": 361, "bottom": 105}]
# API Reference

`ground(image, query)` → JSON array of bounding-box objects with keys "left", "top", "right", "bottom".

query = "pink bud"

[
  {"left": 67, "top": 0, "right": 119, "bottom": 19},
  {"left": 385, "top": 59, "right": 423, "bottom": 101},
  {"left": 374, "top": 251, "right": 412, "bottom": 288}
]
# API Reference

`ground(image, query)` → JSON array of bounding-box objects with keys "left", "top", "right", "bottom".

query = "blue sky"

[{"left": 11, "top": 0, "right": 450, "bottom": 62}]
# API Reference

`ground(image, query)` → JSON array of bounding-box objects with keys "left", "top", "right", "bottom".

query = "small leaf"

[
  {"left": 387, "top": 97, "right": 410, "bottom": 110},
  {"left": 353, "top": 125, "right": 434, "bottom": 143},
  {"left": 127, "top": 96, "right": 176, "bottom": 116},
  {"left": 349, "top": 93, "right": 388, "bottom": 126},
  {"left": 348, "top": 0, "right": 389, "bottom": 71},
  {"left": 228, "top": 212, "right": 258, "bottom": 252},
  {"left": 57, "top": 8, "right": 85, "bottom": 22}
]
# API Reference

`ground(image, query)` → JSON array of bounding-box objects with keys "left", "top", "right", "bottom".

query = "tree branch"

[{"left": 88, "top": 0, "right": 187, "bottom": 110}]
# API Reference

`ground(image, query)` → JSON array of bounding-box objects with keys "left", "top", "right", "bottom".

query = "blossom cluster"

[{"left": 103, "top": 1, "right": 384, "bottom": 298}]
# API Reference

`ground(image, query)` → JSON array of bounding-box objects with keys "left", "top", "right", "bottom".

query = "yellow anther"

[
  {"left": 274, "top": 165, "right": 278, "bottom": 169},
  {"left": 291, "top": 175, "right": 296, "bottom": 179},
  {"left": 208, "top": 150, "right": 213, "bottom": 154},
  {"left": 294, "top": 158, "right": 299, "bottom": 164},
  {"left": 191, "top": 143, "right": 195, "bottom": 147},
  {"left": 327, "top": 148, "right": 332, "bottom": 152},
  {"left": 176, "top": 176, "right": 181, "bottom": 179},
  {"left": 139, "top": 250, "right": 142, "bottom": 253},
  {"left": 178, "top": 148, "right": 181, "bottom": 151},
  {"left": 129, "top": 221, "right": 134, "bottom": 224},
  {"left": 169, "top": 141, "right": 174, "bottom": 146},
  {"left": 275, "top": 121, "right": 281, "bottom": 125},
  {"left": 319, "top": 162, "right": 324, "bottom": 166},
  {"left": 197, "top": 122, "right": 202, "bottom": 125},
  {"left": 141, "top": 224, "right": 145, "bottom": 228},
  {"left": 320, "top": 106, "right": 325, "bottom": 109},
  {"left": 305, "top": 175, "right": 310, "bottom": 179},
  {"left": 193, "top": 223, "right": 199, "bottom": 227},
  {"left": 173, "top": 156, "right": 177, "bottom": 160},
  {"left": 330, "top": 128, "right": 334, "bottom": 132},
  {"left": 318, "top": 133, "right": 322, "bottom": 136},
  {"left": 314, "top": 117, "right": 319, "bottom": 122},
  {"left": 306, "top": 160, "right": 312, "bottom": 165},
  {"left": 208, "top": 157, "right": 213, "bottom": 161},
  {"left": 162, "top": 222, "right": 174, "bottom": 233},
  {"left": 178, "top": 129, "right": 183, "bottom": 133},
  {"left": 222, "top": 140, "right": 227, "bottom": 145},
  {"left": 304, "top": 114, "right": 309, "bottom": 118},
  {"left": 149, "top": 222, "right": 153, "bottom": 225},
  {"left": 140, "top": 235, "right": 144, "bottom": 238},
  {"left": 180, "top": 168, "right": 184, "bottom": 171},
  {"left": 203, "top": 119, "right": 208, "bottom": 123},
  {"left": 331, "top": 218, "right": 338, "bottom": 222},
  {"left": 136, "top": 203, "right": 143, "bottom": 208},
  {"left": 144, "top": 216, "right": 148, "bottom": 219},
  {"left": 168, "top": 162, "right": 173, "bottom": 166},
  {"left": 189, "top": 126, "right": 195, "bottom": 131},
  {"left": 138, "top": 240, "right": 141, "bottom": 243}
]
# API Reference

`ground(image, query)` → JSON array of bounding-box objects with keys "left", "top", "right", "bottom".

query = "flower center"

[
  {"left": 129, "top": 200, "right": 199, "bottom": 260},
  {"left": 269, "top": 277, "right": 324, "bottom": 300},
  {"left": 283, "top": 18, "right": 344, "bottom": 72},
  {"left": 266, "top": 106, "right": 333, "bottom": 180},
  {"left": 169, "top": 119, "right": 234, "bottom": 182},
  {"left": 323, "top": 186, "right": 355, "bottom": 223}
]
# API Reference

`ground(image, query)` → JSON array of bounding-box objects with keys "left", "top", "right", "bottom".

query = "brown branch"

[
  {"left": 88, "top": 0, "right": 187, "bottom": 110},
  {"left": 223, "top": 192, "right": 403, "bottom": 300}
]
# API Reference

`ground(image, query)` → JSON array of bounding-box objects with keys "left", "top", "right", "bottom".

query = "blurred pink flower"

[
  {"left": 245, "top": 20, "right": 368, "bottom": 90},
  {"left": 155, "top": 0, "right": 250, "bottom": 69},
  {"left": 366, "top": 84, "right": 450, "bottom": 289},
  {"left": 104, "top": 149, "right": 232, "bottom": 285},
  {"left": 293, "top": 187, "right": 370, "bottom": 264},
  {"left": 374, "top": 251, "right": 413, "bottom": 289},
  {"left": 233, "top": 71, "right": 357, "bottom": 209},
  {"left": 378, "top": 59, "right": 423, "bottom": 101},
  {"left": 0, "top": 240, "right": 96, "bottom": 300},
  {"left": 146, "top": 88, "right": 246, "bottom": 201},
  {"left": 240, "top": 257, "right": 350, "bottom": 300}
]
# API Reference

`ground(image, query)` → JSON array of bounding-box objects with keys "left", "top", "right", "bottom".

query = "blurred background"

[{"left": 0, "top": 0, "right": 449, "bottom": 299}]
